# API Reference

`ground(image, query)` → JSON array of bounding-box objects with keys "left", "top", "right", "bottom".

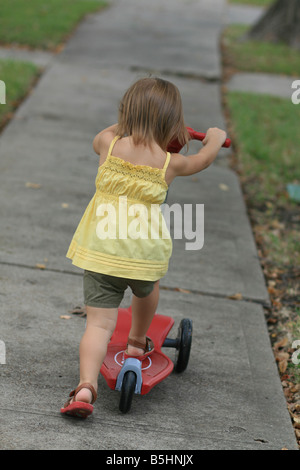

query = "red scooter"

[{"left": 100, "top": 307, "right": 192, "bottom": 413}]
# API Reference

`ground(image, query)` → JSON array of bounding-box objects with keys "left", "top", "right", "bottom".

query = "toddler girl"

[{"left": 61, "top": 77, "right": 226, "bottom": 418}]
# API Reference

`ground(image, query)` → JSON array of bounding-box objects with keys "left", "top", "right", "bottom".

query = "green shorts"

[{"left": 83, "top": 270, "right": 157, "bottom": 308}]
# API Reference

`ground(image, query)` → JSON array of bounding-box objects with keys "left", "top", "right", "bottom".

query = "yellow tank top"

[{"left": 66, "top": 136, "right": 172, "bottom": 281}]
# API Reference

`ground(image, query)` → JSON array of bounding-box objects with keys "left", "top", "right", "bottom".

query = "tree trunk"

[{"left": 248, "top": 0, "right": 300, "bottom": 49}]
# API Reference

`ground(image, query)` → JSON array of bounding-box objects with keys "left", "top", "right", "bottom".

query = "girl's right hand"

[{"left": 202, "top": 128, "right": 227, "bottom": 148}]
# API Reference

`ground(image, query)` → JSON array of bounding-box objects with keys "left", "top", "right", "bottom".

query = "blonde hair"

[{"left": 116, "top": 77, "right": 189, "bottom": 151}]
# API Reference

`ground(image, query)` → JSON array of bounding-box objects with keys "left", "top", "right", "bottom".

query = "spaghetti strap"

[
  {"left": 162, "top": 152, "right": 171, "bottom": 175},
  {"left": 107, "top": 135, "right": 120, "bottom": 158}
]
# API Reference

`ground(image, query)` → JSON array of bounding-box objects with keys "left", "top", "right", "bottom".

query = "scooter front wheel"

[
  {"left": 174, "top": 318, "right": 193, "bottom": 373},
  {"left": 119, "top": 371, "right": 137, "bottom": 413}
]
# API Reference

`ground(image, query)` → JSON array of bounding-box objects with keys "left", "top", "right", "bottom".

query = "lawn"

[
  {"left": 0, "top": 59, "right": 40, "bottom": 129},
  {"left": 0, "top": 0, "right": 108, "bottom": 130},
  {"left": 0, "top": 0, "right": 107, "bottom": 50},
  {"left": 229, "top": 0, "right": 272, "bottom": 5},
  {"left": 226, "top": 92, "right": 300, "bottom": 200},
  {"left": 222, "top": 25, "right": 300, "bottom": 76},
  {"left": 226, "top": 91, "right": 300, "bottom": 266}
]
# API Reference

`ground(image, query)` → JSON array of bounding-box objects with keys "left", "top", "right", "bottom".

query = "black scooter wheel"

[
  {"left": 174, "top": 318, "right": 193, "bottom": 373},
  {"left": 119, "top": 371, "right": 137, "bottom": 413}
]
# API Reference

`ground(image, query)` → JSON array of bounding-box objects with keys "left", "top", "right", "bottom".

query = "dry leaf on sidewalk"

[
  {"left": 228, "top": 293, "right": 243, "bottom": 300},
  {"left": 174, "top": 287, "right": 192, "bottom": 294},
  {"left": 35, "top": 263, "right": 46, "bottom": 269},
  {"left": 25, "top": 182, "right": 41, "bottom": 189},
  {"left": 60, "top": 315, "right": 71, "bottom": 320}
]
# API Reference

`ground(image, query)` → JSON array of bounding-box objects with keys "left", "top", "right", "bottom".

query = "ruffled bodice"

[{"left": 95, "top": 153, "right": 168, "bottom": 206}]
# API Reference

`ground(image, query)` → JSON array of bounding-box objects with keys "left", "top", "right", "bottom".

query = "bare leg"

[
  {"left": 127, "top": 281, "right": 160, "bottom": 356},
  {"left": 74, "top": 306, "right": 118, "bottom": 403}
]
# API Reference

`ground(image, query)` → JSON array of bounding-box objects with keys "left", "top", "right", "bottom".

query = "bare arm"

[
  {"left": 169, "top": 128, "right": 227, "bottom": 178},
  {"left": 93, "top": 124, "right": 118, "bottom": 155}
]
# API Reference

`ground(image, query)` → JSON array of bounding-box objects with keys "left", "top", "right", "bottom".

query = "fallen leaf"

[
  {"left": 228, "top": 293, "right": 243, "bottom": 300},
  {"left": 268, "top": 286, "right": 279, "bottom": 295},
  {"left": 35, "top": 263, "right": 46, "bottom": 270},
  {"left": 175, "top": 287, "right": 192, "bottom": 294},
  {"left": 293, "top": 416, "right": 300, "bottom": 429},
  {"left": 275, "top": 351, "right": 289, "bottom": 362},
  {"left": 274, "top": 337, "right": 289, "bottom": 350},
  {"left": 60, "top": 315, "right": 71, "bottom": 320},
  {"left": 279, "top": 359, "right": 288, "bottom": 373},
  {"left": 26, "top": 182, "right": 41, "bottom": 189},
  {"left": 270, "top": 219, "right": 285, "bottom": 230},
  {"left": 219, "top": 183, "right": 229, "bottom": 191},
  {"left": 281, "top": 374, "right": 290, "bottom": 381}
]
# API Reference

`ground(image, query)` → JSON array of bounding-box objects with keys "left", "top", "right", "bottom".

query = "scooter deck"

[{"left": 100, "top": 307, "right": 175, "bottom": 395}]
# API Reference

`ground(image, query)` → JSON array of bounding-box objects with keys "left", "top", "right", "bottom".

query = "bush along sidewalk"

[{"left": 221, "top": 17, "right": 300, "bottom": 447}]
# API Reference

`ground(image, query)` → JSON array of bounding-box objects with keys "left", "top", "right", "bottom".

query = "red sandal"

[
  {"left": 123, "top": 336, "right": 155, "bottom": 362},
  {"left": 60, "top": 383, "right": 97, "bottom": 419}
]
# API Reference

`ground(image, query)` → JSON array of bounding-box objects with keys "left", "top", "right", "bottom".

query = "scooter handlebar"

[
  {"left": 188, "top": 128, "right": 231, "bottom": 148},
  {"left": 167, "top": 127, "right": 231, "bottom": 153}
]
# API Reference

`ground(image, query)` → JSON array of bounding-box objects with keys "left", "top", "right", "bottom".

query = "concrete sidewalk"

[{"left": 0, "top": 0, "right": 298, "bottom": 450}]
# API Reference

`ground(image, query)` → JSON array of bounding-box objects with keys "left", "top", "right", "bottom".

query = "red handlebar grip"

[
  {"left": 189, "top": 128, "right": 231, "bottom": 148},
  {"left": 167, "top": 127, "right": 231, "bottom": 153}
]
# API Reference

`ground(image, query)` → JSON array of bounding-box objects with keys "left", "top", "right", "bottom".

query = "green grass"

[
  {"left": 263, "top": 230, "right": 300, "bottom": 267},
  {"left": 229, "top": 0, "right": 272, "bottom": 5},
  {"left": 227, "top": 92, "right": 300, "bottom": 196},
  {"left": 0, "top": 59, "right": 40, "bottom": 128},
  {"left": 288, "top": 309, "right": 300, "bottom": 339},
  {"left": 226, "top": 91, "right": 300, "bottom": 267},
  {"left": 0, "top": 0, "right": 107, "bottom": 50},
  {"left": 223, "top": 25, "right": 300, "bottom": 76}
]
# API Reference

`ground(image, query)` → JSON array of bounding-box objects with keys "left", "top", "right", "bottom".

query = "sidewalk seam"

[
  {"left": 0, "top": 260, "right": 271, "bottom": 309},
  {"left": 129, "top": 65, "right": 221, "bottom": 83}
]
